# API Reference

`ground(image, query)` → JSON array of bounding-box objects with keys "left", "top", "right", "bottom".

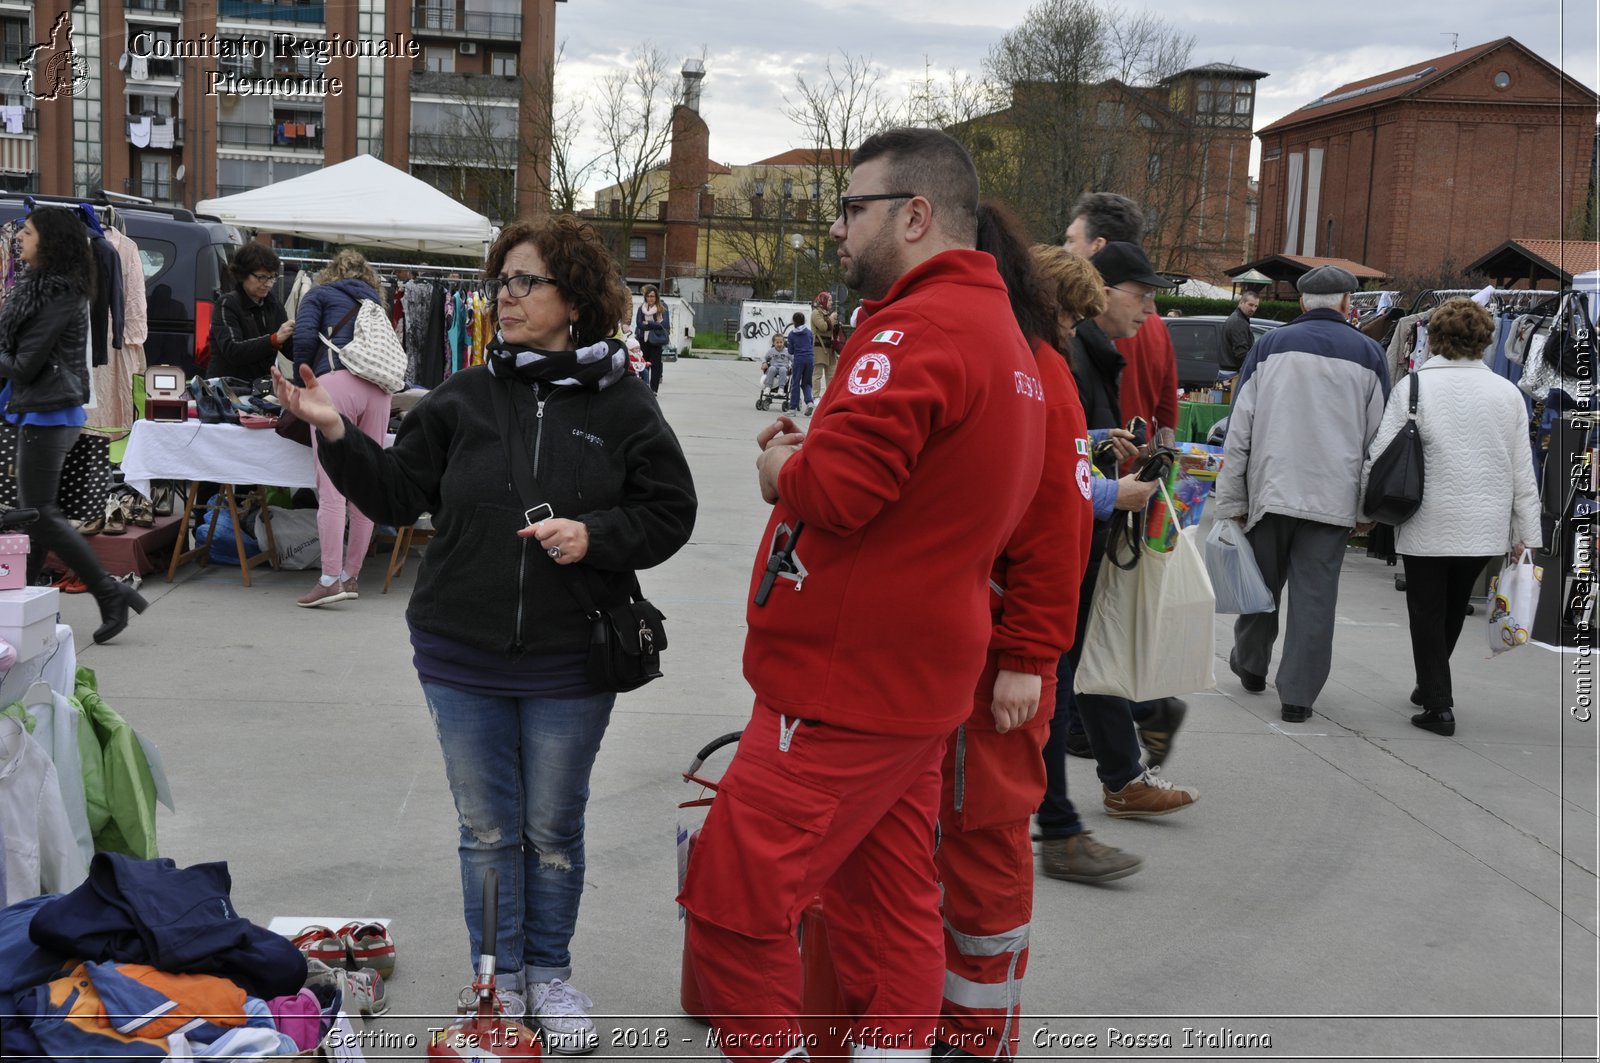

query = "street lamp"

[{"left": 790, "top": 233, "right": 804, "bottom": 299}]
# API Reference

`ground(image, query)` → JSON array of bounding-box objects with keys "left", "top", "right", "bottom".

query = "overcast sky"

[{"left": 552, "top": 0, "right": 1599, "bottom": 201}]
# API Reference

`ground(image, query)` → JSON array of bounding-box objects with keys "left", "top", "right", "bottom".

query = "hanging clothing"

[
  {"left": 148, "top": 118, "right": 173, "bottom": 149},
  {"left": 127, "top": 117, "right": 151, "bottom": 148},
  {"left": 0, "top": 715, "right": 85, "bottom": 905},
  {"left": 0, "top": 106, "right": 25, "bottom": 134},
  {"left": 416, "top": 280, "right": 447, "bottom": 388},
  {"left": 1, "top": 692, "right": 94, "bottom": 869},
  {"left": 284, "top": 270, "right": 313, "bottom": 319},
  {"left": 89, "top": 228, "right": 146, "bottom": 430},
  {"left": 86, "top": 231, "right": 125, "bottom": 369}
]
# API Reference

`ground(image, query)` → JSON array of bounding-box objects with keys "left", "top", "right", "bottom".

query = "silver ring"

[{"left": 548, "top": 546, "right": 561, "bottom": 559}]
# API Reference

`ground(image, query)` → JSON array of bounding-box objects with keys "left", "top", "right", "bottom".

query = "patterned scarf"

[{"left": 484, "top": 336, "right": 629, "bottom": 391}]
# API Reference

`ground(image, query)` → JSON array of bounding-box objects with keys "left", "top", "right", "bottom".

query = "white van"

[{"left": 629, "top": 293, "right": 697, "bottom": 357}]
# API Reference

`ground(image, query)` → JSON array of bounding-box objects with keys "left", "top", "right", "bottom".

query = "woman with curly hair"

[
  {"left": 273, "top": 216, "right": 697, "bottom": 1049},
  {"left": 0, "top": 207, "right": 145, "bottom": 642},
  {"left": 1360, "top": 296, "right": 1541, "bottom": 736},
  {"left": 287, "top": 248, "right": 389, "bottom": 606}
]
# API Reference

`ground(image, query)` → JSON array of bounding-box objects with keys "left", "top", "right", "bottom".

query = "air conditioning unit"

[{"left": 458, "top": 42, "right": 477, "bottom": 55}]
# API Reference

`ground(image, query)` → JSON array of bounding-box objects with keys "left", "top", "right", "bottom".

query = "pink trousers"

[{"left": 308, "top": 370, "right": 390, "bottom": 580}]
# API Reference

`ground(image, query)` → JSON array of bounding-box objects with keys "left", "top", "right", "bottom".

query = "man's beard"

[{"left": 842, "top": 227, "right": 897, "bottom": 301}]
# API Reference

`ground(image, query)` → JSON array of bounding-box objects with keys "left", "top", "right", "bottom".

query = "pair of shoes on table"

[
  {"left": 529, "top": 978, "right": 598, "bottom": 1055},
  {"left": 292, "top": 922, "right": 396, "bottom": 979},
  {"left": 1103, "top": 767, "right": 1199, "bottom": 818},
  {"left": 305, "top": 957, "right": 389, "bottom": 1018},
  {"left": 1040, "top": 830, "right": 1143, "bottom": 883},
  {"left": 1136, "top": 698, "right": 1187, "bottom": 770}
]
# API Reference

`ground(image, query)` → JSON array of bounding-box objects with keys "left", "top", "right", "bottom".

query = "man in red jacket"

[{"left": 679, "top": 128, "right": 1048, "bottom": 1063}]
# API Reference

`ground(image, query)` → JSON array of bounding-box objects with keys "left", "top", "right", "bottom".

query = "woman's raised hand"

[{"left": 271, "top": 364, "right": 345, "bottom": 442}]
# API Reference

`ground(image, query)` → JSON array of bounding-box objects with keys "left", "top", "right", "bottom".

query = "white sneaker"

[
  {"left": 495, "top": 985, "right": 527, "bottom": 1021},
  {"left": 529, "top": 978, "right": 597, "bottom": 1054}
]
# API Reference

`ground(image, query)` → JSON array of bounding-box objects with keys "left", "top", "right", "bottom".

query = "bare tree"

[
  {"left": 594, "top": 45, "right": 687, "bottom": 257},
  {"left": 782, "top": 53, "right": 895, "bottom": 222},
  {"left": 413, "top": 75, "right": 523, "bottom": 224}
]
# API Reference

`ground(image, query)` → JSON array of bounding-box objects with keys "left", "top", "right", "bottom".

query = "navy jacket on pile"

[{"left": 27, "top": 852, "right": 306, "bottom": 1000}]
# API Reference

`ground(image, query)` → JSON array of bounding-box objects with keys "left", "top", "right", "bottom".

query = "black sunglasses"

[{"left": 486, "top": 273, "right": 558, "bottom": 300}]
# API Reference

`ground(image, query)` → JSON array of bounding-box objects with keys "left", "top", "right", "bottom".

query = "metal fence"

[{"left": 692, "top": 302, "right": 743, "bottom": 343}]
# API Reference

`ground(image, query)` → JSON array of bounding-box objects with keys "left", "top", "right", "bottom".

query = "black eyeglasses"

[
  {"left": 249, "top": 272, "right": 280, "bottom": 283},
  {"left": 837, "top": 192, "right": 916, "bottom": 226},
  {"left": 486, "top": 273, "right": 559, "bottom": 300}
]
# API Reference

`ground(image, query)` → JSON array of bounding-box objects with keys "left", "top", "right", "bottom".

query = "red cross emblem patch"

[{"left": 848, "top": 352, "right": 892, "bottom": 395}]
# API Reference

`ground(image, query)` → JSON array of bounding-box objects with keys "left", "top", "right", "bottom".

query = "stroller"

[{"left": 755, "top": 360, "right": 791, "bottom": 412}]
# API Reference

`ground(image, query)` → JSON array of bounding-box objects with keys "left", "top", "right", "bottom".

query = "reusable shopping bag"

[
  {"left": 1074, "top": 519, "right": 1217, "bottom": 702},
  {"left": 1487, "top": 553, "right": 1540, "bottom": 655},
  {"left": 1204, "top": 518, "right": 1275, "bottom": 614}
]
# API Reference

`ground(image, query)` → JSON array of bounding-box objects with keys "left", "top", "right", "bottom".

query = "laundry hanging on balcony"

[
  {"left": 149, "top": 117, "right": 173, "bottom": 149},
  {"left": 127, "top": 116, "right": 151, "bottom": 147}
]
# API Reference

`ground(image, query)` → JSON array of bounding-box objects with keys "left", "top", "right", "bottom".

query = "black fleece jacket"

[
  {"left": 316, "top": 364, "right": 698, "bottom": 657},
  {"left": 209, "top": 290, "right": 287, "bottom": 380}
]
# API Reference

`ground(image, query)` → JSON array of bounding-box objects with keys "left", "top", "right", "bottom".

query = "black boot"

[
  {"left": 91, "top": 577, "right": 148, "bottom": 644},
  {"left": 1410, "top": 706, "right": 1455, "bottom": 736}
]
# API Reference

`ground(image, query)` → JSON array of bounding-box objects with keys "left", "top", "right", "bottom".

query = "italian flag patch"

[{"left": 871, "top": 330, "right": 905, "bottom": 345}]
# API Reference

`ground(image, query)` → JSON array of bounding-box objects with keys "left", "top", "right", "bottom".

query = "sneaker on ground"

[
  {"left": 804, "top": 405, "right": 815, "bottom": 415},
  {"left": 1136, "top": 698, "right": 1187, "bottom": 770},
  {"left": 494, "top": 985, "right": 528, "bottom": 1021},
  {"left": 342, "top": 578, "right": 360, "bottom": 600},
  {"left": 1063, "top": 728, "right": 1093, "bottom": 759},
  {"left": 1103, "top": 768, "right": 1198, "bottom": 818},
  {"left": 1040, "top": 830, "right": 1143, "bottom": 883},
  {"left": 297, "top": 580, "right": 349, "bottom": 608},
  {"left": 530, "top": 978, "right": 598, "bottom": 1055}
]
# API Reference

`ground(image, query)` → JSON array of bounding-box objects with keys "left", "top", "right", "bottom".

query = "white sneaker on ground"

[
  {"left": 530, "top": 978, "right": 597, "bottom": 1054},
  {"left": 494, "top": 984, "right": 527, "bottom": 1021}
]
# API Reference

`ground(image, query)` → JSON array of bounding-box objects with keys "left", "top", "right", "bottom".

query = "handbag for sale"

[
  {"left": 59, "top": 431, "right": 113, "bottom": 524},
  {"left": 488, "top": 379, "right": 668, "bottom": 693},
  {"left": 319, "top": 299, "right": 408, "bottom": 394},
  {"left": 1364, "top": 370, "right": 1425, "bottom": 526},
  {"left": 1550, "top": 291, "right": 1595, "bottom": 381}
]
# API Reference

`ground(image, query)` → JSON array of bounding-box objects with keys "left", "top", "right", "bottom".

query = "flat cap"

[{"left": 1296, "top": 265, "right": 1359, "bottom": 295}]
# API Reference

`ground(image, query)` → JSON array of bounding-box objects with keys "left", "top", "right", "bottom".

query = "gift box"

[
  {"left": 1146, "top": 447, "right": 1223, "bottom": 553},
  {"left": 0, "top": 585, "right": 59, "bottom": 661},
  {"left": 0, "top": 533, "right": 26, "bottom": 590}
]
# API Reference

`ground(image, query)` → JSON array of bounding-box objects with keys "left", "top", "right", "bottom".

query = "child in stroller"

[{"left": 757, "top": 333, "right": 792, "bottom": 411}]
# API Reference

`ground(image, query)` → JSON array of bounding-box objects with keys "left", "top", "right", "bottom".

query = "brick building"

[
  {"left": 9, "top": 0, "right": 559, "bottom": 222},
  {"left": 1254, "top": 37, "right": 1599, "bottom": 280}
]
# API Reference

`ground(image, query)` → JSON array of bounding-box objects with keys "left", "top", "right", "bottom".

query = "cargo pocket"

[
  {"left": 952, "top": 727, "right": 1048, "bottom": 832},
  {"left": 680, "top": 750, "right": 841, "bottom": 939}
]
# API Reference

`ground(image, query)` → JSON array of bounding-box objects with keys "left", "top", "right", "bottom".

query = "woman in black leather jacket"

[{"left": 0, "top": 207, "right": 145, "bottom": 642}]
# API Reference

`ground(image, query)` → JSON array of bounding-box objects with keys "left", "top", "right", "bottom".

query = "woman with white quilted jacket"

[{"left": 1360, "top": 297, "right": 1542, "bottom": 736}]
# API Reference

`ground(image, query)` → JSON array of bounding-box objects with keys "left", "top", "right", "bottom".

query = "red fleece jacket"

[
  {"left": 1114, "top": 313, "right": 1179, "bottom": 434},
  {"left": 968, "top": 339, "right": 1094, "bottom": 731},
  {"left": 743, "top": 250, "right": 1047, "bottom": 737}
]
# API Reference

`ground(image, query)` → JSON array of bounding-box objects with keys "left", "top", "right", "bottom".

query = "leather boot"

[
  {"left": 91, "top": 577, "right": 149, "bottom": 644},
  {"left": 1410, "top": 706, "right": 1456, "bottom": 737}
]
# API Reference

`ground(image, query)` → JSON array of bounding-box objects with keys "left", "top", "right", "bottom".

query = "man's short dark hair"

[
  {"left": 852, "top": 127, "right": 979, "bottom": 244},
  {"left": 230, "top": 243, "right": 282, "bottom": 281},
  {"left": 1070, "top": 192, "right": 1144, "bottom": 244}
]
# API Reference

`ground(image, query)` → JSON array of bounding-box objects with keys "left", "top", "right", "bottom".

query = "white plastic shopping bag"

[
  {"left": 1203, "top": 519, "right": 1275, "bottom": 614},
  {"left": 1074, "top": 523, "right": 1217, "bottom": 701},
  {"left": 1487, "top": 553, "right": 1539, "bottom": 655}
]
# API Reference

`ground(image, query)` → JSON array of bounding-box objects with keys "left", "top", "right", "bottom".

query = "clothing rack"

[
  {"left": 277, "top": 254, "right": 481, "bottom": 281},
  {"left": 1409, "top": 288, "right": 1559, "bottom": 315}
]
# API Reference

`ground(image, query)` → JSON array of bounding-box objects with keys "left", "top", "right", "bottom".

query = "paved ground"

[{"left": 51, "top": 357, "right": 1597, "bottom": 1062}]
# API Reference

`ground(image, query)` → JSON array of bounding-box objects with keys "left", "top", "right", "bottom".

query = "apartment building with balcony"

[{"left": 23, "top": 0, "right": 558, "bottom": 225}]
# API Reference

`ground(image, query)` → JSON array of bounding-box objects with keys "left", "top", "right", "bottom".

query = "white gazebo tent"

[{"left": 197, "top": 154, "right": 494, "bottom": 259}]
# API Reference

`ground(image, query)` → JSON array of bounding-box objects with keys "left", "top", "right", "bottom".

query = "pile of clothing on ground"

[{"left": 0, "top": 853, "right": 339, "bottom": 1059}]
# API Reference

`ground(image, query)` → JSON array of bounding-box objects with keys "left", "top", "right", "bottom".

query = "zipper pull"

[{"left": 536, "top": 399, "right": 546, "bottom": 419}]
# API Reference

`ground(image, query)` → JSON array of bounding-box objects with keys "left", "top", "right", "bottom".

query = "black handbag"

[
  {"left": 489, "top": 379, "right": 667, "bottom": 692},
  {"left": 1364, "top": 370, "right": 1425, "bottom": 525},
  {"left": 1551, "top": 291, "right": 1595, "bottom": 381}
]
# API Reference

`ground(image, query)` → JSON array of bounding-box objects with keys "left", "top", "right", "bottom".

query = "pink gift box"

[{"left": 0, "top": 533, "right": 26, "bottom": 590}]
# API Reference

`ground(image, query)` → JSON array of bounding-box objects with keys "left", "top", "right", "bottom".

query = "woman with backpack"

[{"left": 288, "top": 249, "right": 390, "bottom": 607}]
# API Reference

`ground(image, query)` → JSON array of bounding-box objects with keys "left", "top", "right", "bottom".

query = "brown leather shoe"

[
  {"left": 1041, "top": 831, "right": 1143, "bottom": 883},
  {"left": 1103, "top": 769, "right": 1199, "bottom": 818},
  {"left": 296, "top": 580, "right": 350, "bottom": 607}
]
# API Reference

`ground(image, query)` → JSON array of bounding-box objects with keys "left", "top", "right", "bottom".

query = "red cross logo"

[{"left": 848, "top": 352, "right": 892, "bottom": 395}]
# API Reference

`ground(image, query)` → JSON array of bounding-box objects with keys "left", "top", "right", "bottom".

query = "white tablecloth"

[{"left": 120, "top": 422, "right": 316, "bottom": 498}]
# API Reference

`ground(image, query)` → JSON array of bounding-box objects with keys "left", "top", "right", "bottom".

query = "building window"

[
  {"left": 1493, "top": 70, "right": 1511, "bottom": 90},
  {"left": 491, "top": 52, "right": 516, "bottom": 77},
  {"left": 425, "top": 47, "right": 454, "bottom": 73},
  {"left": 423, "top": 0, "right": 455, "bottom": 30},
  {"left": 629, "top": 237, "right": 646, "bottom": 260},
  {"left": 1325, "top": 219, "right": 1334, "bottom": 257},
  {"left": 1263, "top": 145, "right": 1282, "bottom": 161},
  {"left": 1096, "top": 101, "right": 1125, "bottom": 127},
  {"left": 140, "top": 157, "right": 170, "bottom": 201}
]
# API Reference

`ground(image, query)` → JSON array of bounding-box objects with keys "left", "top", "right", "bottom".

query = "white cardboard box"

[
  {"left": 0, "top": 616, "right": 58, "bottom": 662},
  {"left": 0, "top": 586, "right": 60, "bottom": 627}
]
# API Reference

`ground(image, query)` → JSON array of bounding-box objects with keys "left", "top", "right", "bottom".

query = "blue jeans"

[{"left": 422, "top": 683, "right": 616, "bottom": 982}]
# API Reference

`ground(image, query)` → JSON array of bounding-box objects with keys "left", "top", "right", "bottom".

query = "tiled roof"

[
  {"left": 1160, "top": 62, "right": 1269, "bottom": 84},
  {"left": 749, "top": 148, "right": 852, "bottom": 167},
  {"left": 1469, "top": 238, "right": 1600, "bottom": 282},
  {"left": 1257, "top": 38, "right": 1506, "bottom": 134}
]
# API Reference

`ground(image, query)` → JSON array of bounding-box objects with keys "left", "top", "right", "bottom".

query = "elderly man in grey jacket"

[{"left": 1212, "top": 265, "right": 1390, "bottom": 722}]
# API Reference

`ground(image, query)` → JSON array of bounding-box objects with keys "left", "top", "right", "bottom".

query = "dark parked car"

[
  {"left": 0, "top": 194, "right": 243, "bottom": 376},
  {"left": 1164, "top": 314, "right": 1282, "bottom": 391}
]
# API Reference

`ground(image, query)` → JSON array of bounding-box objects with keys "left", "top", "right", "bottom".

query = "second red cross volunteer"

[{"left": 678, "top": 129, "right": 1047, "bottom": 1063}]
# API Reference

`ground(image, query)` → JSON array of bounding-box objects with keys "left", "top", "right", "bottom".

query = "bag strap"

[
  {"left": 487, "top": 376, "right": 641, "bottom": 618},
  {"left": 1406, "top": 367, "right": 1419, "bottom": 419},
  {"left": 316, "top": 301, "right": 363, "bottom": 369}
]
